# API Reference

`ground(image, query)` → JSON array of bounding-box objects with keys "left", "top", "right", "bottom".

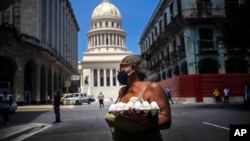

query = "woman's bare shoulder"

[{"left": 148, "top": 82, "right": 163, "bottom": 89}]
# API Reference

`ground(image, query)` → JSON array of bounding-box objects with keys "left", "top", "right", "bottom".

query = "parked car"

[
  {"left": 89, "top": 95, "right": 95, "bottom": 102},
  {"left": 63, "top": 93, "right": 91, "bottom": 105},
  {"left": 0, "top": 93, "right": 18, "bottom": 113},
  {"left": 60, "top": 93, "right": 71, "bottom": 104}
]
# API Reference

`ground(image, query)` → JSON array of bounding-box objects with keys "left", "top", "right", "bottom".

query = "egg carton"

[{"left": 108, "top": 101, "right": 160, "bottom": 116}]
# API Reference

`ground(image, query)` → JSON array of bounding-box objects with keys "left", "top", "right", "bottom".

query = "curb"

[{"left": 17, "top": 105, "right": 75, "bottom": 111}]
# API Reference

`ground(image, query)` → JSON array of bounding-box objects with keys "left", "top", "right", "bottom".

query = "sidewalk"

[{"left": 17, "top": 104, "right": 75, "bottom": 111}]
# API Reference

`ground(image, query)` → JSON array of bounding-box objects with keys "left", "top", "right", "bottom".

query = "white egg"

[
  {"left": 109, "top": 104, "right": 116, "bottom": 111},
  {"left": 126, "top": 101, "right": 134, "bottom": 108},
  {"left": 142, "top": 101, "right": 150, "bottom": 106},
  {"left": 150, "top": 101, "right": 160, "bottom": 110},
  {"left": 134, "top": 101, "right": 142, "bottom": 108}
]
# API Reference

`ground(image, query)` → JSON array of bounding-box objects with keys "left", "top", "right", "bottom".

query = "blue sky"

[{"left": 70, "top": 0, "right": 160, "bottom": 61}]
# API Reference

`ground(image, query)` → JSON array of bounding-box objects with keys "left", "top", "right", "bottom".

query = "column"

[
  {"left": 101, "top": 34, "right": 103, "bottom": 45},
  {"left": 105, "top": 34, "right": 107, "bottom": 45},
  {"left": 97, "top": 69, "right": 100, "bottom": 86},
  {"left": 110, "top": 68, "right": 113, "bottom": 86}
]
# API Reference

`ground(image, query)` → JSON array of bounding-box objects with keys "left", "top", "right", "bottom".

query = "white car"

[
  {"left": 0, "top": 94, "right": 18, "bottom": 113},
  {"left": 63, "top": 93, "right": 91, "bottom": 105}
]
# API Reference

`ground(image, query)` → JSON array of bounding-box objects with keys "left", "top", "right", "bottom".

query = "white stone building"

[{"left": 78, "top": 0, "right": 132, "bottom": 100}]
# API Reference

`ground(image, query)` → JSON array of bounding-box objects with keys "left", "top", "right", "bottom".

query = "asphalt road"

[{"left": 1, "top": 101, "right": 250, "bottom": 141}]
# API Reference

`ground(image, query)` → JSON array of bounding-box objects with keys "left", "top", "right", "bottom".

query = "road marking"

[
  {"left": 202, "top": 122, "right": 229, "bottom": 130},
  {"left": 10, "top": 123, "right": 51, "bottom": 141}
]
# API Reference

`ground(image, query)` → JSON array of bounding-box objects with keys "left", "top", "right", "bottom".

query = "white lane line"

[
  {"left": 10, "top": 123, "right": 52, "bottom": 141},
  {"left": 202, "top": 122, "right": 229, "bottom": 130}
]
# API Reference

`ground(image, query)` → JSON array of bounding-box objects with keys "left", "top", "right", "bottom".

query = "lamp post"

[{"left": 193, "top": 40, "right": 198, "bottom": 74}]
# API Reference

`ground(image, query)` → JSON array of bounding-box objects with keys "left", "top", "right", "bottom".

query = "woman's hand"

[{"left": 120, "top": 108, "right": 149, "bottom": 123}]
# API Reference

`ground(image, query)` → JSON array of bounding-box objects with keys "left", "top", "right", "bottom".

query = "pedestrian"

[
  {"left": 98, "top": 92, "right": 104, "bottom": 108},
  {"left": 213, "top": 89, "right": 222, "bottom": 103},
  {"left": 53, "top": 91, "right": 61, "bottom": 123},
  {"left": 244, "top": 85, "right": 250, "bottom": 104},
  {"left": 223, "top": 88, "right": 230, "bottom": 104},
  {"left": 47, "top": 95, "right": 51, "bottom": 104},
  {"left": 0, "top": 91, "right": 12, "bottom": 125},
  {"left": 105, "top": 54, "right": 171, "bottom": 141},
  {"left": 24, "top": 89, "right": 31, "bottom": 104},
  {"left": 166, "top": 87, "right": 174, "bottom": 104}
]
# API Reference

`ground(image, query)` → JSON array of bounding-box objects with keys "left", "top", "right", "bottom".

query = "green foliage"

[{"left": 216, "top": 0, "right": 250, "bottom": 49}]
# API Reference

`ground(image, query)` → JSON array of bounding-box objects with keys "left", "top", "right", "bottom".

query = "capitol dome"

[{"left": 92, "top": 0, "right": 121, "bottom": 19}]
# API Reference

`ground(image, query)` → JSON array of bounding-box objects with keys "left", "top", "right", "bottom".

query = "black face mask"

[
  {"left": 117, "top": 71, "right": 129, "bottom": 85},
  {"left": 117, "top": 66, "right": 131, "bottom": 85}
]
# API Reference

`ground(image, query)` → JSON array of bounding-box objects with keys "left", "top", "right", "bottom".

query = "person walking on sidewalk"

[
  {"left": 223, "top": 88, "right": 230, "bottom": 104},
  {"left": 166, "top": 88, "right": 174, "bottom": 104},
  {"left": 98, "top": 92, "right": 104, "bottom": 108},
  {"left": 53, "top": 91, "right": 61, "bottom": 123}
]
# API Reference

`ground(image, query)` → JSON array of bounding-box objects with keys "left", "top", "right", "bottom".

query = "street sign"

[{"left": 71, "top": 75, "right": 80, "bottom": 81}]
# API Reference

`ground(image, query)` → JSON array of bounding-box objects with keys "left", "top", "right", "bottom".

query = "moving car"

[{"left": 0, "top": 93, "right": 18, "bottom": 113}]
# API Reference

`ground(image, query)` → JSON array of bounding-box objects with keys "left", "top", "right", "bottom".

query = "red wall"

[{"left": 159, "top": 73, "right": 250, "bottom": 102}]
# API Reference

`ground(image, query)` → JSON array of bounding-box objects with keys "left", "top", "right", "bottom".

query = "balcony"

[
  {"left": 198, "top": 39, "right": 217, "bottom": 54},
  {"left": 226, "top": 47, "right": 248, "bottom": 54},
  {"left": 182, "top": 4, "right": 225, "bottom": 19},
  {"left": 158, "top": 29, "right": 170, "bottom": 44}
]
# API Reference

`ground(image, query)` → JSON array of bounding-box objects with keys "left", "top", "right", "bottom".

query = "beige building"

[
  {"left": 0, "top": 0, "right": 79, "bottom": 103},
  {"left": 78, "top": 0, "right": 132, "bottom": 100}
]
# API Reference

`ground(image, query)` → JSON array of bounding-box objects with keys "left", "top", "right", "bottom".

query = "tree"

[{"left": 217, "top": 0, "right": 250, "bottom": 49}]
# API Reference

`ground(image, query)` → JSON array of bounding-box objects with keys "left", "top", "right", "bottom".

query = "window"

[
  {"left": 106, "top": 69, "right": 110, "bottom": 86},
  {"left": 13, "top": 0, "right": 21, "bottom": 29},
  {"left": 100, "top": 69, "right": 104, "bottom": 86},
  {"left": 112, "top": 69, "right": 116, "bottom": 86},
  {"left": 154, "top": 26, "right": 158, "bottom": 37},
  {"left": 159, "top": 20, "right": 163, "bottom": 32},
  {"left": 106, "top": 35, "right": 108, "bottom": 45},
  {"left": 170, "top": 3, "right": 174, "bottom": 20},
  {"left": 93, "top": 70, "right": 97, "bottom": 87},
  {"left": 164, "top": 13, "right": 167, "bottom": 28},
  {"left": 199, "top": 28, "right": 214, "bottom": 50},
  {"left": 3, "top": 11, "right": 10, "bottom": 23},
  {"left": 197, "top": 0, "right": 212, "bottom": 17}
]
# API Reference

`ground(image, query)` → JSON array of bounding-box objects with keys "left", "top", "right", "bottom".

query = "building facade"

[
  {"left": 78, "top": 0, "right": 132, "bottom": 100},
  {"left": 0, "top": 0, "right": 79, "bottom": 103},
  {"left": 139, "top": 0, "right": 250, "bottom": 103}
]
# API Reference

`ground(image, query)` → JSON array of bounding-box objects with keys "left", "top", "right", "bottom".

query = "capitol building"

[{"left": 78, "top": 0, "right": 132, "bottom": 100}]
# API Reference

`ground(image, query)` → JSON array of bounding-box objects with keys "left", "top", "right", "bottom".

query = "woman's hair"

[{"left": 123, "top": 54, "right": 156, "bottom": 81}]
